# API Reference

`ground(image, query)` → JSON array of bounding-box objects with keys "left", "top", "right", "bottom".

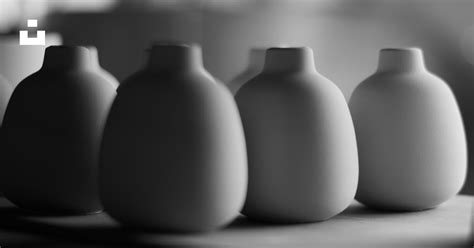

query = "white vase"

[
  {"left": 100, "top": 43, "right": 247, "bottom": 232},
  {"left": 1, "top": 46, "right": 116, "bottom": 214},
  {"left": 349, "top": 48, "right": 466, "bottom": 211},
  {"left": 87, "top": 46, "right": 119, "bottom": 89},
  {"left": 227, "top": 48, "right": 265, "bottom": 95},
  {"left": 236, "top": 47, "right": 358, "bottom": 223}
]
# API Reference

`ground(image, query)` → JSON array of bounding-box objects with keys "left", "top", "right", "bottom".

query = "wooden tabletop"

[{"left": 0, "top": 195, "right": 471, "bottom": 247}]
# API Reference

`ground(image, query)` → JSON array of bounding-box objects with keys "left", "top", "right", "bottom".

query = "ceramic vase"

[
  {"left": 87, "top": 46, "right": 119, "bottom": 89},
  {"left": 0, "top": 46, "right": 116, "bottom": 214},
  {"left": 236, "top": 47, "right": 358, "bottom": 223},
  {"left": 349, "top": 48, "right": 466, "bottom": 211},
  {"left": 100, "top": 43, "right": 247, "bottom": 232},
  {"left": 227, "top": 48, "right": 266, "bottom": 95}
]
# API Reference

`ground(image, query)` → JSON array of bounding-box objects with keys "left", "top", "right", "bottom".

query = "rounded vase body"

[
  {"left": 236, "top": 47, "right": 358, "bottom": 223},
  {"left": 0, "top": 46, "right": 116, "bottom": 214},
  {"left": 99, "top": 44, "right": 247, "bottom": 232},
  {"left": 349, "top": 48, "right": 466, "bottom": 211}
]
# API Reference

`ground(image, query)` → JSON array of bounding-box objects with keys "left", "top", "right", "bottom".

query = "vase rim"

[
  {"left": 380, "top": 47, "right": 422, "bottom": 52},
  {"left": 150, "top": 41, "right": 196, "bottom": 48},
  {"left": 42, "top": 45, "right": 91, "bottom": 70},
  {"left": 46, "top": 45, "right": 87, "bottom": 50},
  {"left": 267, "top": 46, "right": 311, "bottom": 52}
]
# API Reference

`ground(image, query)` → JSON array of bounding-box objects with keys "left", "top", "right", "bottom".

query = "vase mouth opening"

[
  {"left": 42, "top": 45, "right": 92, "bottom": 70},
  {"left": 267, "top": 47, "right": 313, "bottom": 57},
  {"left": 380, "top": 47, "right": 422, "bottom": 53},
  {"left": 263, "top": 46, "right": 316, "bottom": 73},
  {"left": 268, "top": 46, "right": 310, "bottom": 52},
  {"left": 150, "top": 41, "right": 194, "bottom": 48}
]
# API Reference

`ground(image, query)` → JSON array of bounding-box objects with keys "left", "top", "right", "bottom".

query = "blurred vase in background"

[
  {"left": 350, "top": 48, "right": 466, "bottom": 210},
  {"left": 87, "top": 46, "right": 119, "bottom": 89},
  {"left": 100, "top": 43, "right": 247, "bottom": 232},
  {"left": 237, "top": 47, "right": 358, "bottom": 223},
  {"left": 227, "top": 48, "right": 266, "bottom": 95},
  {"left": 0, "top": 46, "right": 116, "bottom": 214}
]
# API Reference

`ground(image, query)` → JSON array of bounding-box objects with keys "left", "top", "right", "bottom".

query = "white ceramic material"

[
  {"left": 87, "top": 46, "right": 119, "bottom": 89},
  {"left": 100, "top": 43, "right": 247, "bottom": 232},
  {"left": 349, "top": 48, "right": 466, "bottom": 211},
  {"left": 1, "top": 46, "right": 116, "bottom": 214},
  {"left": 236, "top": 47, "right": 358, "bottom": 223}
]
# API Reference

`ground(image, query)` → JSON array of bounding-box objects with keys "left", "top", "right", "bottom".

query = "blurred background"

[{"left": 1, "top": 0, "right": 474, "bottom": 193}]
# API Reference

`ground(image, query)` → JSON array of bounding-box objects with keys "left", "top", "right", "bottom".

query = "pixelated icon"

[{"left": 19, "top": 19, "right": 46, "bottom": 46}]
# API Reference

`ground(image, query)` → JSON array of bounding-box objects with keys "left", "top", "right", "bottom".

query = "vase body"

[
  {"left": 349, "top": 48, "right": 466, "bottom": 211},
  {"left": 100, "top": 44, "right": 247, "bottom": 232},
  {"left": 236, "top": 47, "right": 358, "bottom": 223},
  {"left": 227, "top": 48, "right": 265, "bottom": 95},
  {"left": 0, "top": 46, "right": 116, "bottom": 214},
  {"left": 87, "top": 46, "right": 119, "bottom": 89}
]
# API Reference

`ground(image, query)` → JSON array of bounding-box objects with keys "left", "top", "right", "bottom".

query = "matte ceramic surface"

[
  {"left": 236, "top": 47, "right": 358, "bottom": 223},
  {"left": 0, "top": 46, "right": 116, "bottom": 214},
  {"left": 227, "top": 48, "right": 265, "bottom": 95},
  {"left": 349, "top": 48, "right": 466, "bottom": 211},
  {"left": 87, "top": 46, "right": 119, "bottom": 89},
  {"left": 100, "top": 44, "right": 247, "bottom": 232}
]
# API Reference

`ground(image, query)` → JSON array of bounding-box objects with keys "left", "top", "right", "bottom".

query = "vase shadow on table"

[
  {"left": 0, "top": 198, "right": 470, "bottom": 248},
  {"left": 0, "top": 197, "right": 229, "bottom": 248}
]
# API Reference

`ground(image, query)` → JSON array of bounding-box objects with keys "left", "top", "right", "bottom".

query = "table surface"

[{"left": 0, "top": 195, "right": 472, "bottom": 248}]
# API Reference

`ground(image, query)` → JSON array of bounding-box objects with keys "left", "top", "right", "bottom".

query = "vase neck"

[
  {"left": 262, "top": 47, "right": 316, "bottom": 74},
  {"left": 42, "top": 46, "right": 91, "bottom": 70},
  {"left": 147, "top": 43, "right": 203, "bottom": 72},
  {"left": 377, "top": 48, "right": 426, "bottom": 73},
  {"left": 248, "top": 48, "right": 266, "bottom": 72},
  {"left": 87, "top": 46, "right": 101, "bottom": 69}
]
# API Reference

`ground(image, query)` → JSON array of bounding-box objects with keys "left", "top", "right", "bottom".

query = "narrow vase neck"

[
  {"left": 87, "top": 46, "right": 101, "bottom": 68},
  {"left": 147, "top": 43, "right": 203, "bottom": 71},
  {"left": 262, "top": 47, "right": 317, "bottom": 73},
  {"left": 377, "top": 48, "right": 426, "bottom": 73},
  {"left": 42, "top": 46, "right": 91, "bottom": 70}
]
